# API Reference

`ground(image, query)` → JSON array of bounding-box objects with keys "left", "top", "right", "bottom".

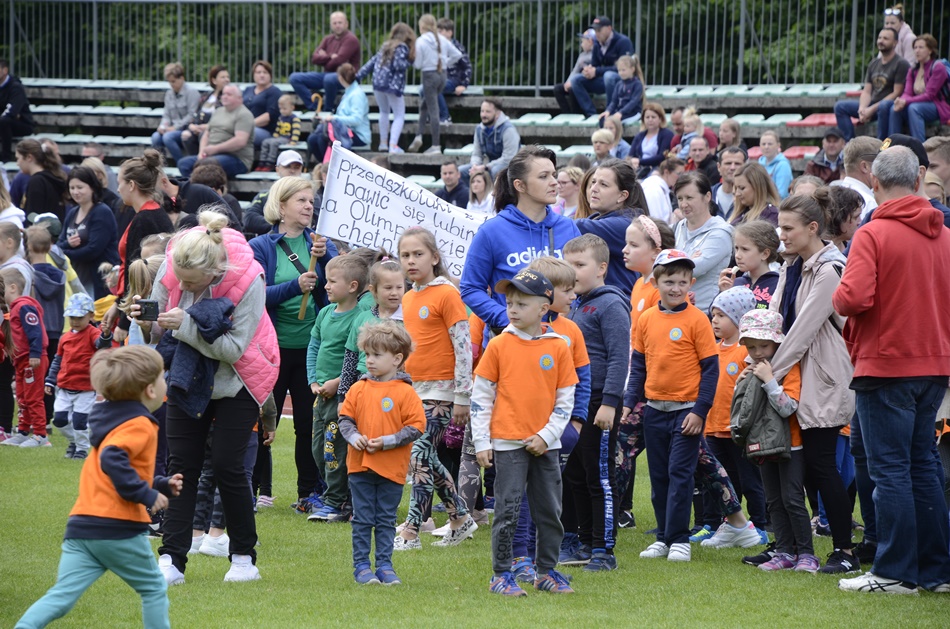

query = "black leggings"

[
  {"left": 801, "top": 426, "right": 853, "bottom": 550},
  {"left": 270, "top": 346, "right": 319, "bottom": 499},
  {"left": 0, "top": 357, "right": 14, "bottom": 433}
]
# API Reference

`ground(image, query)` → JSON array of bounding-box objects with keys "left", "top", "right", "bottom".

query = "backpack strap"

[{"left": 276, "top": 238, "right": 308, "bottom": 275}]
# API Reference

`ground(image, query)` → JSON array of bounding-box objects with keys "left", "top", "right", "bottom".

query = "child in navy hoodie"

[
  {"left": 15, "top": 345, "right": 182, "bottom": 629},
  {"left": 561, "top": 234, "right": 631, "bottom": 571},
  {"left": 600, "top": 55, "right": 644, "bottom": 126}
]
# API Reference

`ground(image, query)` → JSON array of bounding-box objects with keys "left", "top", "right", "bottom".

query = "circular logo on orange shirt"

[{"left": 539, "top": 354, "right": 554, "bottom": 370}]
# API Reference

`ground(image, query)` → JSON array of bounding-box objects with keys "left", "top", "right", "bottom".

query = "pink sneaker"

[
  {"left": 759, "top": 552, "right": 797, "bottom": 571},
  {"left": 794, "top": 553, "right": 821, "bottom": 573}
]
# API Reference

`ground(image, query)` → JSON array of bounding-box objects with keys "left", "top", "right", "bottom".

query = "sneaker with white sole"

[
  {"left": 927, "top": 582, "right": 950, "bottom": 593},
  {"left": 20, "top": 435, "right": 52, "bottom": 448},
  {"left": 407, "top": 135, "right": 423, "bottom": 153},
  {"left": 701, "top": 521, "right": 763, "bottom": 548},
  {"left": 639, "top": 542, "right": 670, "bottom": 559},
  {"left": 431, "top": 522, "right": 451, "bottom": 537},
  {"left": 393, "top": 535, "right": 422, "bottom": 551},
  {"left": 199, "top": 533, "right": 230, "bottom": 558},
  {"left": 158, "top": 554, "right": 185, "bottom": 586},
  {"left": 433, "top": 516, "right": 477, "bottom": 546},
  {"left": 423, "top": 145, "right": 442, "bottom": 155},
  {"left": 256, "top": 495, "right": 274, "bottom": 508},
  {"left": 668, "top": 542, "right": 691, "bottom": 562},
  {"left": 189, "top": 534, "right": 205, "bottom": 555},
  {"left": 223, "top": 555, "right": 260, "bottom": 582},
  {"left": 839, "top": 572, "right": 918, "bottom": 594},
  {"left": 396, "top": 518, "right": 435, "bottom": 534},
  {"left": 1, "top": 432, "right": 30, "bottom": 446}
]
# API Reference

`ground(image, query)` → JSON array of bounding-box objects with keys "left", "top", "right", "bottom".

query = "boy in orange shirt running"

[{"left": 472, "top": 269, "right": 577, "bottom": 597}]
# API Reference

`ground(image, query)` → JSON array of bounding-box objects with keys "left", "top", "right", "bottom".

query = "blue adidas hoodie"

[
  {"left": 460, "top": 204, "right": 580, "bottom": 330},
  {"left": 575, "top": 208, "right": 640, "bottom": 297}
]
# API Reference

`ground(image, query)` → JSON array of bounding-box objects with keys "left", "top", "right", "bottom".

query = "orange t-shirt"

[
  {"left": 340, "top": 378, "right": 426, "bottom": 484},
  {"left": 634, "top": 304, "right": 719, "bottom": 402},
  {"left": 545, "top": 316, "right": 591, "bottom": 370},
  {"left": 469, "top": 311, "right": 486, "bottom": 365},
  {"left": 475, "top": 333, "right": 578, "bottom": 441},
  {"left": 783, "top": 363, "right": 803, "bottom": 448},
  {"left": 402, "top": 284, "right": 468, "bottom": 382},
  {"left": 706, "top": 341, "right": 749, "bottom": 435},
  {"left": 629, "top": 277, "right": 660, "bottom": 346}
]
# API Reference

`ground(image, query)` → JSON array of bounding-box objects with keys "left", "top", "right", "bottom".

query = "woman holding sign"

[{"left": 249, "top": 177, "right": 338, "bottom": 512}]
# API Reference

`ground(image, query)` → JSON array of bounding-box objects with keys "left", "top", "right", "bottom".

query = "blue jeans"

[
  {"left": 252, "top": 126, "right": 271, "bottom": 150},
  {"left": 151, "top": 129, "right": 185, "bottom": 163},
  {"left": 289, "top": 71, "right": 342, "bottom": 112},
  {"left": 307, "top": 119, "right": 365, "bottom": 164},
  {"left": 856, "top": 379, "right": 950, "bottom": 588},
  {"left": 569, "top": 71, "right": 619, "bottom": 117},
  {"left": 349, "top": 471, "right": 403, "bottom": 571},
  {"left": 850, "top": 411, "right": 877, "bottom": 545},
  {"left": 177, "top": 154, "right": 247, "bottom": 178},
  {"left": 16, "top": 535, "right": 169, "bottom": 629},
  {"left": 834, "top": 99, "right": 895, "bottom": 140},
  {"left": 437, "top": 78, "right": 459, "bottom": 122},
  {"left": 889, "top": 101, "right": 940, "bottom": 143},
  {"left": 642, "top": 406, "right": 700, "bottom": 545}
]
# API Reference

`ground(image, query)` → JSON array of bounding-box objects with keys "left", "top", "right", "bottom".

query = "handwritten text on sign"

[{"left": 317, "top": 145, "right": 488, "bottom": 277}]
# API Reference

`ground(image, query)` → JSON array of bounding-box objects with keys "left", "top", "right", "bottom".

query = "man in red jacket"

[
  {"left": 833, "top": 144, "right": 950, "bottom": 595},
  {"left": 289, "top": 12, "right": 361, "bottom": 113}
]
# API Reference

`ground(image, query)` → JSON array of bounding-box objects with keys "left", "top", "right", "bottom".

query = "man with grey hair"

[
  {"left": 177, "top": 84, "right": 253, "bottom": 178},
  {"left": 833, "top": 143, "right": 950, "bottom": 595},
  {"left": 832, "top": 136, "right": 881, "bottom": 217}
]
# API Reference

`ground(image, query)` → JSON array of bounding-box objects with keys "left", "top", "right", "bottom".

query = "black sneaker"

[
  {"left": 618, "top": 510, "right": 636, "bottom": 529},
  {"left": 71, "top": 449, "right": 88, "bottom": 460},
  {"left": 815, "top": 521, "right": 832, "bottom": 537},
  {"left": 818, "top": 549, "right": 861, "bottom": 574},
  {"left": 64, "top": 443, "right": 76, "bottom": 458},
  {"left": 742, "top": 541, "right": 777, "bottom": 566},
  {"left": 853, "top": 540, "right": 877, "bottom": 565}
]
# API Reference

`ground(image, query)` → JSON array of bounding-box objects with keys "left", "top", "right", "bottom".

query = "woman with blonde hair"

[
  {"left": 553, "top": 166, "right": 584, "bottom": 217},
  {"left": 731, "top": 161, "right": 780, "bottom": 226}
]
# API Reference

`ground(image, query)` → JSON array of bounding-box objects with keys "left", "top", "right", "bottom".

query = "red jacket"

[
  {"left": 833, "top": 194, "right": 950, "bottom": 378},
  {"left": 52, "top": 325, "right": 101, "bottom": 391},
  {"left": 9, "top": 295, "right": 47, "bottom": 363},
  {"left": 311, "top": 32, "right": 361, "bottom": 71}
]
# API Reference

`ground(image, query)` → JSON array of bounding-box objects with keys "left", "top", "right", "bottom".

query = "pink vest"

[{"left": 161, "top": 227, "right": 279, "bottom": 407}]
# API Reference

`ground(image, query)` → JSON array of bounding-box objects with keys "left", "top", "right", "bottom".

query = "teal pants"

[
  {"left": 16, "top": 534, "right": 169, "bottom": 629},
  {"left": 312, "top": 395, "right": 349, "bottom": 509}
]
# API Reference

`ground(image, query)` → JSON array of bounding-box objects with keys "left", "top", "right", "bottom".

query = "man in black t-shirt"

[
  {"left": 434, "top": 161, "right": 469, "bottom": 209},
  {"left": 834, "top": 28, "right": 910, "bottom": 140}
]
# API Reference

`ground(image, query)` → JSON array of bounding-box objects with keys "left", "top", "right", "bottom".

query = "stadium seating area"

[{"left": 6, "top": 78, "right": 950, "bottom": 198}]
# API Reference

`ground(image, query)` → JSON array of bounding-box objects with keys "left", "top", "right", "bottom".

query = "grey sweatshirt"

[{"left": 568, "top": 284, "right": 631, "bottom": 408}]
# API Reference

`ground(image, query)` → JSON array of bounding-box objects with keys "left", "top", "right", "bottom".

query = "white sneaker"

[
  {"left": 2, "top": 433, "right": 31, "bottom": 446},
  {"left": 701, "top": 521, "right": 762, "bottom": 548},
  {"left": 158, "top": 554, "right": 184, "bottom": 586},
  {"left": 423, "top": 145, "right": 442, "bottom": 155},
  {"left": 199, "top": 533, "right": 230, "bottom": 558},
  {"left": 189, "top": 534, "right": 205, "bottom": 555},
  {"left": 639, "top": 542, "right": 670, "bottom": 559},
  {"left": 431, "top": 522, "right": 451, "bottom": 537},
  {"left": 392, "top": 535, "right": 422, "bottom": 551},
  {"left": 20, "top": 435, "right": 52, "bottom": 448},
  {"left": 432, "top": 516, "right": 477, "bottom": 547},
  {"left": 223, "top": 555, "right": 260, "bottom": 582},
  {"left": 668, "top": 542, "right": 691, "bottom": 562},
  {"left": 396, "top": 518, "right": 434, "bottom": 534},
  {"left": 839, "top": 572, "right": 918, "bottom": 594}
]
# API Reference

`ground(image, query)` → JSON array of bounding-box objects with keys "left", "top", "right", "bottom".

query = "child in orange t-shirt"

[
  {"left": 472, "top": 269, "right": 578, "bottom": 596},
  {"left": 736, "top": 309, "right": 815, "bottom": 573},
  {"left": 339, "top": 320, "right": 425, "bottom": 586}
]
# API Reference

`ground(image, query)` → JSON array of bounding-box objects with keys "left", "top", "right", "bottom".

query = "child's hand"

[
  {"left": 681, "top": 412, "right": 704, "bottom": 436},
  {"left": 523, "top": 435, "right": 547, "bottom": 456},
  {"left": 263, "top": 431, "right": 276, "bottom": 446},
  {"left": 311, "top": 382, "right": 321, "bottom": 395},
  {"left": 476, "top": 450, "right": 493, "bottom": 468},
  {"left": 718, "top": 267, "right": 736, "bottom": 292},
  {"left": 29, "top": 357, "right": 40, "bottom": 368},
  {"left": 352, "top": 434, "right": 368, "bottom": 451},
  {"left": 753, "top": 359, "right": 774, "bottom": 383},
  {"left": 44, "top": 385, "right": 53, "bottom": 396},
  {"left": 621, "top": 406, "right": 632, "bottom": 421},
  {"left": 593, "top": 405, "right": 615, "bottom": 430},
  {"left": 167, "top": 473, "right": 184, "bottom": 497},
  {"left": 451, "top": 404, "right": 470, "bottom": 426},
  {"left": 737, "top": 364, "right": 754, "bottom": 383},
  {"left": 366, "top": 437, "right": 383, "bottom": 453},
  {"left": 152, "top": 493, "right": 169, "bottom": 512},
  {"left": 318, "top": 378, "right": 340, "bottom": 399}
]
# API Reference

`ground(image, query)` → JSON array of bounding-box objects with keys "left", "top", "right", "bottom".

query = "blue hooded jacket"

[
  {"left": 460, "top": 204, "right": 580, "bottom": 330},
  {"left": 575, "top": 208, "right": 641, "bottom": 297}
]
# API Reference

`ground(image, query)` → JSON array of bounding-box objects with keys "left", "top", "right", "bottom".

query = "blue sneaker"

[
  {"left": 558, "top": 543, "right": 592, "bottom": 566},
  {"left": 511, "top": 557, "right": 537, "bottom": 584},
  {"left": 293, "top": 492, "right": 324, "bottom": 514},
  {"left": 374, "top": 567, "right": 402, "bottom": 585},
  {"left": 583, "top": 552, "right": 618, "bottom": 571},
  {"left": 756, "top": 527, "right": 770, "bottom": 545},
  {"left": 558, "top": 533, "right": 580, "bottom": 564},
  {"left": 308, "top": 505, "right": 340, "bottom": 521},
  {"left": 534, "top": 569, "right": 575, "bottom": 594},
  {"left": 483, "top": 496, "right": 495, "bottom": 513},
  {"left": 689, "top": 525, "right": 713, "bottom": 543},
  {"left": 489, "top": 571, "right": 527, "bottom": 597},
  {"left": 354, "top": 566, "right": 380, "bottom": 585}
]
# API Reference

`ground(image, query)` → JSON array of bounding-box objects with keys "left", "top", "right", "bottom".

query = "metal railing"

[{"left": 4, "top": 0, "right": 950, "bottom": 91}]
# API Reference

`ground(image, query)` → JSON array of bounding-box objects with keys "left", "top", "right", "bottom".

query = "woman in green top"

[{"left": 249, "top": 176, "right": 337, "bottom": 509}]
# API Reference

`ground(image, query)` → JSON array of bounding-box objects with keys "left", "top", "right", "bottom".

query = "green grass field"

[{"left": 2, "top": 431, "right": 947, "bottom": 628}]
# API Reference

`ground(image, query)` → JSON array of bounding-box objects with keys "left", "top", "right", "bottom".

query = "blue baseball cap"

[
  {"left": 64, "top": 293, "right": 95, "bottom": 317},
  {"left": 494, "top": 269, "right": 555, "bottom": 303}
]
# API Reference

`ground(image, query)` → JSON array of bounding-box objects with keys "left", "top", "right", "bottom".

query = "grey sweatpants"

[
  {"left": 491, "top": 448, "right": 563, "bottom": 576},
  {"left": 419, "top": 70, "right": 446, "bottom": 147}
]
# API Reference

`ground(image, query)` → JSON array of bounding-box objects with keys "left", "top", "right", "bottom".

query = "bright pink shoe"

[{"left": 759, "top": 552, "right": 797, "bottom": 571}]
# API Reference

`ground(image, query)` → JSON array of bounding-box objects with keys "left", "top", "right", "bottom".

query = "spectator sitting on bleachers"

[
  {"left": 307, "top": 63, "right": 369, "bottom": 162},
  {"left": 243, "top": 60, "right": 283, "bottom": 150},
  {"left": 757, "top": 130, "right": 792, "bottom": 199},
  {"left": 436, "top": 18, "right": 472, "bottom": 125},
  {"left": 684, "top": 136, "right": 720, "bottom": 184},
  {"left": 889, "top": 34, "right": 950, "bottom": 143},
  {"left": 182, "top": 65, "right": 230, "bottom": 156},
  {"left": 80, "top": 143, "right": 118, "bottom": 192},
  {"left": 924, "top": 136, "right": 950, "bottom": 189},
  {"left": 290, "top": 11, "right": 361, "bottom": 113},
  {"left": 603, "top": 116, "right": 630, "bottom": 160},
  {"left": 599, "top": 54, "right": 644, "bottom": 126},
  {"left": 178, "top": 84, "right": 253, "bottom": 178},
  {"left": 628, "top": 102, "right": 673, "bottom": 179},
  {"left": 244, "top": 150, "right": 307, "bottom": 236},
  {"left": 460, "top": 98, "right": 520, "bottom": 179},
  {"left": 569, "top": 16, "right": 634, "bottom": 118},
  {"left": 150, "top": 63, "right": 200, "bottom": 165},
  {"left": 0, "top": 59, "right": 34, "bottom": 163},
  {"left": 711, "top": 146, "right": 747, "bottom": 220},
  {"left": 435, "top": 160, "right": 468, "bottom": 208},
  {"left": 669, "top": 106, "right": 718, "bottom": 156},
  {"left": 715, "top": 118, "right": 747, "bottom": 156},
  {"left": 883, "top": 4, "right": 917, "bottom": 65},
  {"left": 590, "top": 128, "right": 614, "bottom": 167},
  {"left": 554, "top": 29, "right": 596, "bottom": 115},
  {"left": 257, "top": 95, "right": 301, "bottom": 171},
  {"left": 805, "top": 127, "right": 846, "bottom": 184},
  {"left": 189, "top": 162, "right": 244, "bottom": 227},
  {"left": 638, "top": 157, "right": 684, "bottom": 224},
  {"left": 833, "top": 28, "right": 908, "bottom": 141},
  {"left": 830, "top": 136, "right": 881, "bottom": 217}
]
